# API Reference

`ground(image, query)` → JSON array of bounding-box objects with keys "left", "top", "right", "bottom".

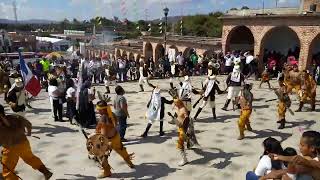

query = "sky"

[{"left": 0, "top": 0, "right": 300, "bottom": 21}]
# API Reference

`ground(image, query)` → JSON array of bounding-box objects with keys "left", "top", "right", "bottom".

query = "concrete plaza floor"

[{"left": 0, "top": 75, "right": 319, "bottom": 180}]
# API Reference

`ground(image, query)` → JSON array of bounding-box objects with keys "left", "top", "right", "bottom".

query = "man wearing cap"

[
  {"left": 222, "top": 65, "right": 245, "bottom": 111},
  {"left": 95, "top": 100, "right": 134, "bottom": 178}
]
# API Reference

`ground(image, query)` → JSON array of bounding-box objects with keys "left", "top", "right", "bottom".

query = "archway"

[
  {"left": 309, "top": 34, "right": 320, "bottom": 67},
  {"left": 129, "top": 52, "right": 135, "bottom": 61},
  {"left": 144, "top": 42, "right": 153, "bottom": 61},
  {"left": 260, "top": 26, "right": 300, "bottom": 66},
  {"left": 183, "top": 48, "right": 193, "bottom": 59},
  {"left": 116, "top": 49, "right": 121, "bottom": 59},
  {"left": 155, "top": 44, "right": 165, "bottom": 62},
  {"left": 136, "top": 54, "right": 141, "bottom": 62},
  {"left": 169, "top": 45, "right": 178, "bottom": 54},
  {"left": 225, "top": 26, "right": 254, "bottom": 53},
  {"left": 121, "top": 50, "right": 127, "bottom": 59},
  {"left": 203, "top": 49, "right": 215, "bottom": 59}
]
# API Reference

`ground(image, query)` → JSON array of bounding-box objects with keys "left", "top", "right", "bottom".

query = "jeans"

[
  {"left": 246, "top": 171, "right": 259, "bottom": 180},
  {"left": 117, "top": 115, "right": 127, "bottom": 139}
]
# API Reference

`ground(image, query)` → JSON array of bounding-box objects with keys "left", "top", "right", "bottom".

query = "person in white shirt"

[
  {"left": 48, "top": 78, "right": 63, "bottom": 122},
  {"left": 138, "top": 58, "right": 150, "bottom": 92},
  {"left": 246, "top": 137, "right": 284, "bottom": 180},
  {"left": 66, "top": 79, "right": 77, "bottom": 125},
  {"left": 118, "top": 57, "right": 126, "bottom": 82},
  {"left": 224, "top": 52, "right": 234, "bottom": 74}
]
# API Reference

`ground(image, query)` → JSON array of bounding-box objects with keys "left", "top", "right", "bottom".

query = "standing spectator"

[
  {"left": 118, "top": 57, "right": 126, "bottom": 82},
  {"left": 48, "top": 78, "right": 63, "bottom": 122},
  {"left": 66, "top": 79, "right": 77, "bottom": 125},
  {"left": 78, "top": 80, "right": 96, "bottom": 127},
  {"left": 114, "top": 85, "right": 130, "bottom": 142},
  {"left": 224, "top": 52, "right": 234, "bottom": 74}
]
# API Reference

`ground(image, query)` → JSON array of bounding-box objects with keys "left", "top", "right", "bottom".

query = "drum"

[{"left": 86, "top": 133, "right": 112, "bottom": 157}]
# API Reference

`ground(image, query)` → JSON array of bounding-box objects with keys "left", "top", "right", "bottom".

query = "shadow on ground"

[
  {"left": 28, "top": 107, "right": 51, "bottom": 114},
  {"left": 124, "top": 130, "right": 177, "bottom": 146},
  {"left": 196, "top": 115, "right": 239, "bottom": 123},
  {"left": 63, "top": 173, "right": 96, "bottom": 180},
  {"left": 110, "top": 162, "right": 177, "bottom": 180},
  {"left": 33, "top": 123, "right": 78, "bottom": 137},
  {"left": 191, "top": 148, "right": 242, "bottom": 169},
  {"left": 285, "top": 119, "right": 316, "bottom": 130},
  {"left": 247, "top": 129, "right": 292, "bottom": 142}
]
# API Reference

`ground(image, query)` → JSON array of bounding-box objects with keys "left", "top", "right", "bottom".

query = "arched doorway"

[
  {"left": 136, "top": 54, "right": 141, "bottom": 63},
  {"left": 169, "top": 45, "right": 178, "bottom": 54},
  {"left": 203, "top": 49, "right": 215, "bottom": 59},
  {"left": 144, "top": 42, "right": 153, "bottom": 61},
  {"left": 129, "top": 52, "right": 134, "bottom": 61},
  {"left": 116, "top": 49, "right": 121, "bottom": 59},
  {"left": 122, "top": 50, "right": 127, "bottom": 59},
  {"left": 309, "top": 34, "right": 320, "bottom": 66},
  {"left": 183, "top": 48, "right": 193, "bottom": 59},
  {"left": 260, "top": 26, "right": 300, "bottom": 66},
  {"left": 155, "top": 44, "right": 165, "bottom": 62},
  {"left": 225, "top": 26, "right": 254, "bottom": 53}
]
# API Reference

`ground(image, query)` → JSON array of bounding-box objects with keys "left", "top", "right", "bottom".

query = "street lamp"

[{"left": 163, "top": 7, "right": 169, "bottom": 58}]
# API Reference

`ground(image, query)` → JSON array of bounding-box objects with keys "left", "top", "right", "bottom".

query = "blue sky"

[{"left": 0, "top": 0, "right": 300, "bottom": 21}]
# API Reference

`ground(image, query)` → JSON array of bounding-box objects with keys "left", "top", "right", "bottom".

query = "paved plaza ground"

[{"left": 0, "top": 76, "right": 319, "bottom": 180}]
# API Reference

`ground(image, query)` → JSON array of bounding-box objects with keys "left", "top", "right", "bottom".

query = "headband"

[{"left": 96, "top": 105, "right": 109, "bottom": 110}]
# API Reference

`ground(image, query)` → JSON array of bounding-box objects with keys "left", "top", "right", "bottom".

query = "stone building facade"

[{"left": 221, "top": 14, "right": 320, "bottom": 70}]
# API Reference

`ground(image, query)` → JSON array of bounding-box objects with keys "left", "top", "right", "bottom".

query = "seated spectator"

[
  {"left": 246, "top": 137, "right": 284, "bottom": 180},
  {"left": 261, "top": 131, "right": 320, "bottom": 180}
]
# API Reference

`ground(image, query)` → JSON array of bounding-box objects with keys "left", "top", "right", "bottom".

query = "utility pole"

[
  {"left": 276, "top": 0, "right": 278, "bottom": 8},
  {"left": 13, "top": 1, "right": 18, "bottom": 24}
]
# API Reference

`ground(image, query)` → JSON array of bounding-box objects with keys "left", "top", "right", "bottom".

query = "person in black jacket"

[{"left": 141, "top": 82, "right": 173, "bottom": 137}]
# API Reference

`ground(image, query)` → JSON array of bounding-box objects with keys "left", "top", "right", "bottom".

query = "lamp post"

[{"left": 163, "top": 7, "right": 169, "bottom": 58}]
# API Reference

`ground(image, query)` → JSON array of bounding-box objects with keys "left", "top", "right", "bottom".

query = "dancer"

[
  {"left": 222, "top": 65, "right": 245, "bottom": 111},
  {"left": 274, "top": 81, "right": 291, "bottom": 129},
  {"left": 6, "top": 74, "right": 27, "bottom": 117},
  {"left": 95, "top": 99, "right": 134, "bottom": 178},
  {"left": 138, "top": 58, "right": 150, "bottom": 92},
  {"left": 237, "top": 83, "right": 253, "bottom": 140},
  {"left": 194, "top": 63, "right": 224, "bottom": 120},
  {"left": 172, "top": 97, "right": 190, "bottom": 166},
  {"left": 141, "top": 82, "right": 173, "bottom": 137},
  {"left": 259, "top": 66, "right": 272, "bottom": 89},
  {"left": 0, "top": 104, "right": 53, "bottom": 180},
  {"left": 178, "top": 75, "right": 193, "bottom": 114},
  {"left": 104, "top": 64, "right": 116, "bottom": 94},
  {"left": 296, "top": 71, "right": 317, "bottom": 112}
]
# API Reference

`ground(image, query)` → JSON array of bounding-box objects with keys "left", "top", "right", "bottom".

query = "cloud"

[{"left": 0, "top": 2, "right": 11, "bottom": 19}]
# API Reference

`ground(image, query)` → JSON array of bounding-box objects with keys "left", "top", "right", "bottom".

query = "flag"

[
  {"left": 136, "top": 26, "right": 140, "bottom": 30},
  {"left": 18, "top": 48, "right": 41, "bottom": 96},
  {"left": 148, "top": 23, "right": 151, "bottom": 27}
]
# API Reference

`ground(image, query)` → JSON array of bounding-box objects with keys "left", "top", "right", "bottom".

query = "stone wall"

[{"left": 221, "top": 15, "right": 320, "bottom": 71}]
